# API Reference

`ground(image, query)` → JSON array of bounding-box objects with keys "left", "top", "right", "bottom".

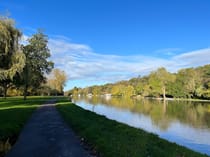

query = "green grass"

[
  {"left": 56, "top": 100, "right": 209, "bottom": 157},
  {"left": 0, "top": 96, "right": 53, "bottom": 156}
]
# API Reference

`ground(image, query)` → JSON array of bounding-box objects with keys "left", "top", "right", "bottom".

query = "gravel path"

[{"left": 5, "top": 100, "right": 91, "bottom": 157}]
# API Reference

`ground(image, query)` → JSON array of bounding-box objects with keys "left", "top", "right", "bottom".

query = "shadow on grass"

[
  {"left": 0, "top": 96, "right": 54, "bottom": 157},
  {"left": 0, "top": 107, "right": 36, "bottom": 156},
  {"left": 0, "top": 96, "right": 50, "bottom": 141}
]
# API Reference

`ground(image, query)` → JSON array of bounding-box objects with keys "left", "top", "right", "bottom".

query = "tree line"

[
  {"left": 68, "top": 65, "right": 210, "bottom": 100},
  {"left": 0, "top": 16, "right": 67, "bottom": 99}
]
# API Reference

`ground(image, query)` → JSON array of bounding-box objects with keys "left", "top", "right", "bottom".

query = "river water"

[{"left": 73, "top": 96, "right": 210, "bottom": 156}]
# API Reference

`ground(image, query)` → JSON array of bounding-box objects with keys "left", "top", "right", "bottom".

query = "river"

[{"left": 73, "top": 96, "right": 210, "bottom": 156}]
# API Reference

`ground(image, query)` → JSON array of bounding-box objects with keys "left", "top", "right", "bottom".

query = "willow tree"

[{"left": 0, "top": 17, "right": 25, "bottom": 98}]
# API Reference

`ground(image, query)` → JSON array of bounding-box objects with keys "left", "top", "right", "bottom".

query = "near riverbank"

[{"left": 56, "top": 100, "right": 209, "bottom": 157}]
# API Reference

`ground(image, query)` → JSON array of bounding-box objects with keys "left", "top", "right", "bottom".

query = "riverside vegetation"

[
  {"left": 68, "top": 65, "right": 210, "bottom": 100},
  {"left": 56, "top": 98, "right": 209, "bottom": 157}
]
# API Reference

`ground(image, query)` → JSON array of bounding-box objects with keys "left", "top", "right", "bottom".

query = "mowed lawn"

[{"left": 0, "top": 96, "right": 52, "bottom": 156}]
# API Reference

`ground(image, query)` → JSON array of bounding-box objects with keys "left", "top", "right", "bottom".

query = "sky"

[{"left": 1, "top": 0, "right": 210, "bottom": 91}]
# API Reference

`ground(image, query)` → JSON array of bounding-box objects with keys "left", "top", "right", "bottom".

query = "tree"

[
  {"left": 135, "top": 76, "right": 150, "bottom": 96},
  {"left": 124, "top": 85, "right": 135, "bottom": 97},
  {"left": 17, "top": 30, "right": 54, "bottom": 100},
  {"left": 68, "top": 64, "right": 210, "bottom": 100},
  {"left": 149, "top": 68, "right": 175, "bottom": 99},
  {"left": 0, "top": 16, "right": 25, "bottom": 98},
  {"left": 167, "top": 76, "right": 186, "bottom": 98},
  {"left": 176, "top": 68, "right": 202, "bottom": 98},
  {"left": 47, "top": 68, "right": 67, "bottom": 95},
  {"left": 111, "top": 84, "right": 122, "bottom": 96},
  {"left": 92, "top": 85, "right": 101, "bottom": 96}
]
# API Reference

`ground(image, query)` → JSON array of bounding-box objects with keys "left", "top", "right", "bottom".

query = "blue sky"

[{"left": 1, "top": 0, "right": 210, "bottom": 90}]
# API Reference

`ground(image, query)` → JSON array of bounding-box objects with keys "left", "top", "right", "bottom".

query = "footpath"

[{"left": 6, "top": 100, "right": 91, "bottom": 157}]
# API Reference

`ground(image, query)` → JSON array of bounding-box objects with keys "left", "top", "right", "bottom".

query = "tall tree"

[
  {"left": 0, "top": 16, "right": 25, "bottom": 98},
  {"left": 149, "top": 68, "right": 175, "bottom": 99},
  {"left": 47, "top": 68, "right": 67, "bottom": 95},
  {"left": 18, "top": 30, "right": 54, "bottom": 100},
  {"left": 124, "top": 85, "right": 135, "bottom": 97},
  {"left": 177, "top": 68, "right": 202, "bottom": 98}
]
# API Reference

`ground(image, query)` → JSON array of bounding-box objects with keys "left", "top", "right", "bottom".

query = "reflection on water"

[{"left": 73, "top": 96, "right": 210, "bottom": 155}]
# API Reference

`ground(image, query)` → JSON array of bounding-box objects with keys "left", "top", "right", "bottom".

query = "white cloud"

[
  {"left": 48, "top": 38, "right": 91, "bottom": 55},
  {"left": 48, "top": 36, "right": 210, "bottom": 89},
  {"left": 20, "top": 34, "right": 29, "bottom": 45},
  {"left": 154, "top": 48, "right": 182, "bottom": 56},
  {"left": 173, "top": 48, "right": 210, "bottom": 68}
]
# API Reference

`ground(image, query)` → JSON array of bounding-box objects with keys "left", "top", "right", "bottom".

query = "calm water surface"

[{"left": 73, "top": 96, "right": 210, "bottom": 156}]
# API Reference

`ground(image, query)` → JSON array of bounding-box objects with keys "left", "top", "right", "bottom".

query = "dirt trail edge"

[{"left": 5, "top": 100, "right": 91, "bottom": 157}]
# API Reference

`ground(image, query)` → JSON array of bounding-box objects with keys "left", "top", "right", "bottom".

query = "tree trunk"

[
  {"left": 23, "top": 84, "right": 28, "bottom": 100},
  {"left": 23, "top": 64, "right": 28, "bottom": 100},
  {"left": 162, "top": 86, "right": 166, "bottom": 100},
  {"left": 3, "top": 86, "right": 7, "bottom": 99},
  {"left": 2, "top": 82, "right": 9, "bottom": 99}
]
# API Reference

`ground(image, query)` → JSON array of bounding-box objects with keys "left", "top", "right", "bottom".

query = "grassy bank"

[
  {"left": 57, "top": 100, "right": 209, "bottom": 157},
  {"left": 0, "top": 96, "right": 51, "bottom": 156}
]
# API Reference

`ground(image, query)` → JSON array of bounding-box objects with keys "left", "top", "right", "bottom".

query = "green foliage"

[
  {"left": 67, "top": 65, "right": 210, "bottom": 100},
  {"left": 111, "top": 84, "right": 123, "bottom": 96},
  {"left": 135, "top": 76, "right": 149, "bottom": 96},
  {"left": 1, "top": 17, "right": 57, "bottom": 99},
  {"left": 0, "top": 53, "right": 25, "bottom": 81},
  {"left": 148, "top": 68, "right": 175, "bottom": 98},
  {"left": 0, "top": 16, "right": 25, "bottom": 98},
  {"left": 0, "top": 17, "right": 25, "bottom": 80},
  {"left": 14, "top": 30, "right": 54, "bottom": 99}
]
